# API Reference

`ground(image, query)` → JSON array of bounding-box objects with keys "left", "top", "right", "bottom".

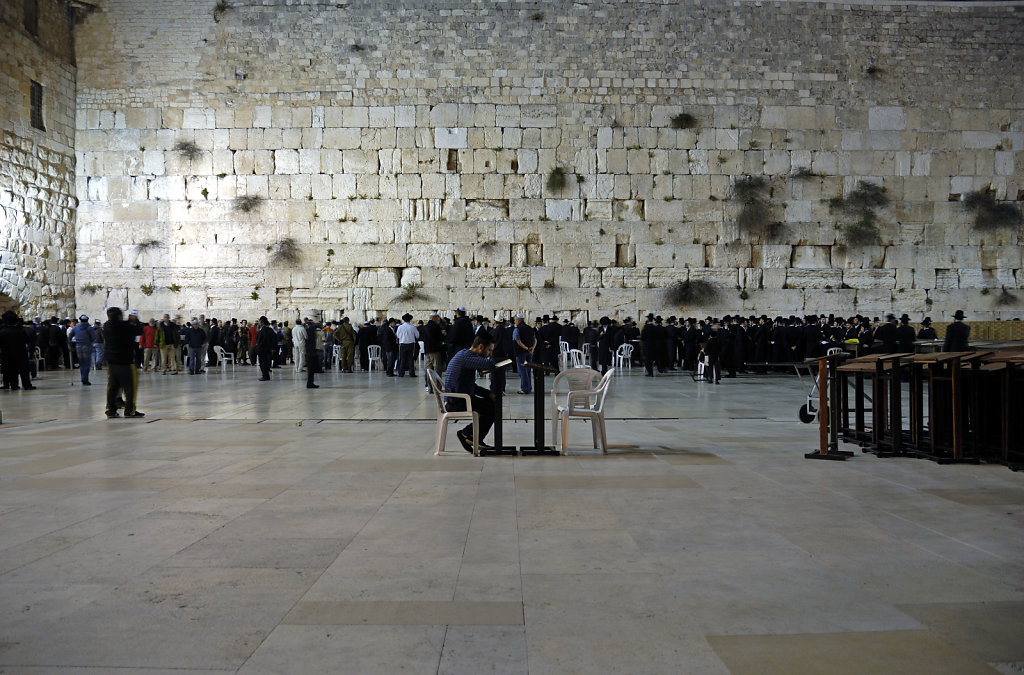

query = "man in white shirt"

[
  {"left": 292, "top": 319, "right": 308, "bottom": 372},
  {"left": 395, "top": 313, "right": 420, "bottom": 377}
]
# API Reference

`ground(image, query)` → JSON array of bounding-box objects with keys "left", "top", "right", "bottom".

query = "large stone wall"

[
  {"left": 0, "top": 0, "right": 78, "bottom": 316},
  {"left": 71, "top": 0, "right": 1023, "bottom": 322}
]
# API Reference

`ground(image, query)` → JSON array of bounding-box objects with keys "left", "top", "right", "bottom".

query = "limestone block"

[
  {"left": 343, "top": 150, "right": 378, "bottom": 174},
  {"left": 323, "top": 128, "right": 361, "bottom": 149},
  {"left": 368, "top": 106, "right": 394, "bottom": 128},
  {"left": 466, "top": 267, "right": 495, "bottom": 287},
  {"left": 495, "top": 267, "right": 530, "bottom": 288},
  {"left": 786, "top": 269, "right": 843, "bottom": 289},
  {"left": 521, "top": 105, "right": 556, "bottom": 128},
  {"left": 644, "top": 199, "right": 684, "bottom": 223},
  {"left": 791, "top": 246, "right": 830, "bottom": 268},
  {"left": 545, "top": 244, "right": 592, "bottom": 268},
  {"left": 707, "top": 243, "right": 751, "bottom": 268},
  {"left": 648, "top": 267, "right": 688, "bottom": 287},
  {"left": 253, "top": 150, "right": 274, "bottom": 174},
  {"left": 585, "top": 200, "right": 613, "bottom": 220},
  {"left": 495, "top": 105, "right": 520, "bottom": 127},
  {"left": 843, "top": 269, "right": 896, "bottom": 289},
  {"left": 465, "top": 200, "right": 509, "bottom": 220},
  {"left": 149, "top": 176, "right": 185, "bottom": 201},
  {"left": 671, "top": 244, "right": 703, "bottom": 268},
  {"left": 474, "top": 243, "right": 510, "bottom": 268},
  {"left": 832, "top": 245, "right": 885, "bottom": 270},
  {"left": 430, "top": 104, "right": 459, "bottom": 127},
  {"left": 407, "top": 243, "right": 453, "bottom": 267},
  {"left": 546, "top": 200, "right": 574, "bottom": 221},
  {"left": 621, "top": 268, "right": 649, "bottom": 288},
  {"left": 635, "top": 244, "right": 674, "bottom": 268},
  {"left": 332, "top": 244, "right": 406, "bottom": 268},
  {"left": 578, "top": 268, "right": 602, "bottom": 288},
  {"left": 763, "top": 150, "right": 790, "bottom": 175},
  {"left": 613, "top": 200, "right": 644, "bottom": 221},
  {"left": 273, "top": 149, "right": 299, "bottom": 174},
  {"left": 601, "top": 268, "right": 624, "bottom": 289},
  {"left": 357, "top": 267, "right": 401, "bottom": 288},
  {"left": 435, "top": 128, "right": 468, "bottom": 149}
]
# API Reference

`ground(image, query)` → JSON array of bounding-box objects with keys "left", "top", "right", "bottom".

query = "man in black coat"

[
  {"left": 896, "top": 314, "right": 916, "bottom": 353},
  {"left": 874, "top": 314, "right": 899, "bottom": 353},
  {"left": 356, "top": 320, "right": 377, "bottom": 371},
  {"left": 943, "top": 310, "right": 971, "bottom": 352},
  {"left": 0, "top": 312, "right": 35, "bottom": 390},
  {"left": 538, "top": 314, "right": 562, "bottom": 368},
  {"left": 447, "top": 307, "right": 474, "bottom": 358},
  {"left": 103, "top": 307, "right": 143, "bottom": 417},
  {"left": 640, "top": 316, "right": 661, "bottom": 377},
  {"left": 255, "top": 316, "right": 276, "bottom": 380},
  {"left": 561, "top": 319, "right": 580, "bottom": 350},
  {"left": 304, "top": 319, "right": 321, "bottom": 388},
  {"left": 378, "top": 317, "right": 399, "bottom": 376}
]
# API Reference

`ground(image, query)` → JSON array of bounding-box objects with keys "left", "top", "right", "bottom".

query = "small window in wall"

[
  {"left": 24, "top": 0, "right": 39, "bottom": 36},
  {"left": 30, "top": 81, "right": 45, "bottom": 131}
]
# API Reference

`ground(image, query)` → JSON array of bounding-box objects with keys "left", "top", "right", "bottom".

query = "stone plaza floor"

[{"left": 0, "top": 363, "right": 1022, "bottom": 674}]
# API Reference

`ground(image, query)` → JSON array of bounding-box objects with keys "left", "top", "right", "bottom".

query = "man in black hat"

[
  {"left": 0, "top": 311, "right": 35, "bottom": 390},
  {"left": 379, "top": 317, "right": 400, "bottom": 376},
  {"left": 538, "top": 314, "right": 561, "bottom": 368},
  {"left": 896, "top": 314, "right": 915, "bottom": 353},
  {"left": 447, "top": 307, "right": 474, "bottom": 358},
  {"left": 917, "top": 317, "right": 937, "bottom": 341},
  {"left": 944, "top": 310, "right": 971, "bottom": 352},
  {"left": 357, "top": 319, "right": 377, "bottom": 371},
  {"left": 874, "top": 313, "right": 899, "bottom": 354},
  {"left": 255, "top": 316, "right": 276, "bottom": 380}
]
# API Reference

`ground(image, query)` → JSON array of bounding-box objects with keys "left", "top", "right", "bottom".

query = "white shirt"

[
  {"left": 292, "top": 323, "right": 307, "bottom": 344},
  {"left": 396, "top": 322, "right": 420, "bottom": 344}
]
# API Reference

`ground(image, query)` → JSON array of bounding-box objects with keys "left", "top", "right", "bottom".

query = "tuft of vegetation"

[
  {"left": 670, "top": 113, "right": 698, "bottom": 130},
  {"left": 212, "top": 0, "right": 230, "bottom": 22},
  {"left": 739, "top": 289, "right": 749, "bottom": 301},
  {"left": 828, "top": 181, "right": 889, "bottom": 247},
  {"left": 397, "top": 282, "right": 427, "bottom": 303},
  {"left": 546, "top": 166, "right": 567, "bottom": 192},
  {"left": 666, "top": 279, "right": 719, "bottom": 307},
  {"left": 173, "top": 140, "right": 201, "bottom": 161},
  {"left": 350, "top": 43, "right": 365, "bottom": 52},
  {"left": 997, "top": 288, "right": 1019, "bottom": 306},
  {"left": 962, "top": 189, "right": 1021, "bottom": 230},
  {"left": 543, "top": 279, "right": 555, "bottom": 289},
  {"left": 134, "top": 239, "right": 161, "bottom": 251},
  {"left": 140, "top": 283, "right": 154, "bottom": 296},
  {"left": 251, "top": 291, "right": 259, "bottom": 300},
  {"left": 530, "top": 11, "right": 544, "bottom": 21},
  {"left": 793, "top": 166, "right": 822, "bottom": 179},
  {"left": 327, "top": 248, "right": 335, "bottom": 256},
  {"left": 168, "top": 283, "right": 182, "bottom": 293},
  {"left": 866, "top": 65, "right": 883, "bottom": 78},
  {"left": 732, "top": 175, "right": 779, "bottom": 239},
  {"left": 81, "top": 283, "right": 102, "bottom": 294},
  {"left": 269, "top": 237, "right": 301, "bottom": 266},
  {"left": 234, "top": 195, "right": 263, "bottom": 213},
  {"left": 478, "top": 239, "right": 498, "bottom": 250}
]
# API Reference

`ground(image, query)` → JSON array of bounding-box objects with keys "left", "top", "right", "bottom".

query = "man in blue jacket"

[{"left": 444, "top": 332, "right": 498, "bottom": 452}]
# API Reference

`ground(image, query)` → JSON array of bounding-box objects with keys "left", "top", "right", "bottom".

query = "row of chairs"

[
  {"left": 428, "top": 367, "right": 613, "bottom": 457},
  {"left": 558, "top": 342, "right": 635, "bottom": 370}
]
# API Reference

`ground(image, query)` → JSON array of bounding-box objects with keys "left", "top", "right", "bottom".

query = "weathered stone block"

[{"left": 843, "top": 269, "right": 896, "bottom": 289}]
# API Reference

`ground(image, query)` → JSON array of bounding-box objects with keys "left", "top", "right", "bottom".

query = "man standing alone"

[
  {"left": 512, "top": 313, "right": 536, "bottom": 395},
  {"left": 396, "top": 313, "right": 420, "bottom": 377},
  {"left": 256, "top": 316, "right": 276, "bottom": 381},
  {"left": 103, "top": 307, "right": 143, "bottom": 418},
  {"left": 292, "top": 319, "right": 308, "bottom": 373}
]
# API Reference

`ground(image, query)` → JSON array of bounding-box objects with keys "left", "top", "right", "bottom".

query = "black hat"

[
  {"left": 921, "top": 317, "right": 932, "bottom": 326},
  {"left": 402, "top": 313, "right": 413, "bottom": 321},
  {"left": 599, "top": 316, "right": 610, "bottom": 326},
  {"left": 953, "top": 310, "right": 966, "bottom": 320}
]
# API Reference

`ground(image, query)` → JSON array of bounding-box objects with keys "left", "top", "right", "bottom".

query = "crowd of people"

[{"left": 1, "top": 305, "right": 970, "bottom": 410}]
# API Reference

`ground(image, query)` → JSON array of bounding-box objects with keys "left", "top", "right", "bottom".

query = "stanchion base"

[
  {"left": 480, "top": 446, "right": 519, "bottom": 456},
  {"left": 520, "top": 446, "right": 558, "bottom": 456},
  {"left": 804, "top": 450, "right": 854, "bottom": 461}
]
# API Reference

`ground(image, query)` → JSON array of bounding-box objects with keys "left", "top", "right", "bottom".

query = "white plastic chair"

[
  {"left": 213, "top": 345, "right": 235, "bottom": 371},
  {"left": 332, "top": 344, "right": 342, "bottom": 371},
  {"left": 556, "top": 369, "right": 613, "bottom": 455},
  {"left": 34, "top": 347, "right": 45, "bottom": 372},
  {"left": 567, "top": 349, "right": 585, "bottom": 368},
  {"left": 418, "top": 340, "right": 426, "bottom": 369},
  {"left": 427, "top": 369, "right": 479, "bottom": 456},
  {"left": 367, "top": 344, "right": 383, "bottom": 372},
  {"left": 613, "top": 343, "right": 633, "bottom": 370},
  {"left": 827, "top": 347, "right": 843, "bottom": 356},
  {"left": 558, "top": 340, "right": 570, "bottom": 368},
  {"left": 582, "top": 343, "right": 591, "bottom": 362},
  {"left": 550, "top": 368, "right": 602, "bottom": 448}
]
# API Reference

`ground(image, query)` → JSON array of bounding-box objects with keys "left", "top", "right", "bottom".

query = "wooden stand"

[{"left": 805, "top": 353, "right": 854, "bottom": 461}]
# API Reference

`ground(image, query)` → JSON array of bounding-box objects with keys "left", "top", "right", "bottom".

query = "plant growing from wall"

[
  {"left": 81, "top": 283, "right": 102, "bottom": 294},
  {"left": 212, "top": 1, "right": 230, "bottom": 22},
  {"left": 234, "top": 195, "right": 263, "bottom": 214},
  {"left": 670, "top": 113, "right": 698, "bottom": 130},
  {"left": 269, "top": 238, "right": 301, "bottom": 265},
  {"left": 140, "top": 283, "right": 154, "bottom": 296},
  {"left": 732, "top": 175, "right": 780, "bottom": 239},
  {"left": 173, "top": 140, "right": 201, "bottom": 161},
  {"left": 251, "top": 290, "right": 259, "bottom": 300},
  {"left": 666, "top": 279, "right": 719, "bottom": 307},
  {"left": 997, "top": 287, "right": 1019, "bottom": 306},
  {"left": 828, "top": 181, "right": 889, "bottom": 247},
  {"left": 397, "top": 282, "right": 426, "bottom": 303},
  {"left": 962, "top": 189, "right": 1021, "bottom": 230},
  {"left": 546, "top": 166, "right": 567, "bottom": 192},
  {"left": 168, "top": 284, "right": 182, "bottom": 293}
]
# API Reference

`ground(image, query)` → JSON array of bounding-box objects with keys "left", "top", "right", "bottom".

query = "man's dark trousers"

[
  {"left": 105, "top": 363, "right": 135, "bottom": 415},
  {"left": 446, "top": 384, "right": 495, "bottom": 442},
  {"left": 258, "top": 350, "right": 273, "bottom": 379}
]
